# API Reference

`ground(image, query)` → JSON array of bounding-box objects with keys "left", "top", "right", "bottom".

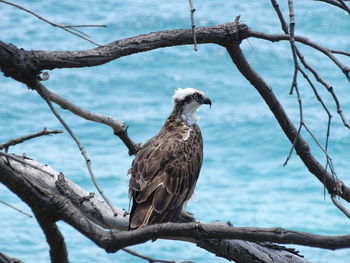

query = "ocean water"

[{"left": 1, "top": 0, "right": 350, "bottom": 262}]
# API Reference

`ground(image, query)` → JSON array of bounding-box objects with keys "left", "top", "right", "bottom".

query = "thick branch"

[
  {"left": 0, "top": 155, "right": 309, "bottom": 263},
  {"left": 1, "top": 22, "right": 348, "bottom": 85},
  {"left": 0, "top": 22, "right": 247, "bottom": 78},
  {"left": 34, "top": 212, "right": 69, "bottom": 263},
  {"left": 102, "top": 223, "right": 350, "bottom": 252}
]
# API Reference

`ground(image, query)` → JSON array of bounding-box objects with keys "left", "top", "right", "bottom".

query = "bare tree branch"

[
  {"left": 0, "top": 128, "right": 63, "bottom": 151},
  {"left": 1, "top": 21, "right": 350, "bottom": 202},
  {"left": 27, "top": 82, "right": 140, "bottom": 155},
  {"left": 2, "top": 22, "right": 347, "bottom": 82},
  {"left": 0, "top": 22, "right": 246, "bottom": 76},
  {"left": 34, "top": 212, "right": 69, "bottom": 263},
  {"left": 104, "top": 223, "right": 350, "bottom": 252},
  {"left": 1, "top": 13, "right": 350, "bottom": 261},
  {"left": 315, "top": 0, "right": 350, "bottom": 14},
  {"left": 329, "top": 49, "right": 350, "bottom": 56},
  {"left": 271, "top": 0, "right": 349, "bottom": 132},
  {"left": 188, "top": 0, "right": 198, "bottom": 51},
  {"left": 122, "top": 248, "right": 196, "bottom": 263},
  {"left": 0, "top": 200, "right": 32, "bottom": 218},
  {"left": 0, "top": 252, "right": 21, "bottom": 263},
  {"left": 270, "top": 0, "right": 289, "bottom": 33},
  {"left": 30, "top": 80, "right": 119, "bottom": 217},
  {"left": 1, "top": 154, "right": 348, "bottom": 252},
  {"left": 287, "top": 0, "right": 298, "bottom": 95},
  {"left": 0, "top": 155, "right": 309, "bottom": 263},
  {"left": 283, "top": 0, "right": 304, "bottom": 167},
  {"left": 0, "top": 0, "right": 106, "bottom": 46},
  {"left": 270, "top": 0, "right": 342, "bottom": 200},
  {"left": 225, "top": 43, "right": 350, "bottom": 200},
  {"left": 247, "top": 30, "right": 350, "bottom": 81},
  {"left": 0, "top": 151, "right": 56, "bottom": 177},
  {"left": 331, "top": 195, "right": 350, "bottom": 219}
]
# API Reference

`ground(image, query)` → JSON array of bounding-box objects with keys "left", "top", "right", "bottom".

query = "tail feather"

[{"left": 129, "top": 194, "right": 182, "bottom": 230}]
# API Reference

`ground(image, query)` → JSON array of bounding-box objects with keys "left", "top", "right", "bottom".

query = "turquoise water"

[{"left": 1, "top": 1, "right": 350, "bottom": 262}]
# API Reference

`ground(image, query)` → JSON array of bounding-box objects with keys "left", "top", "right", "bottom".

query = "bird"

[{"left": 128, "top": 88, "right": 211, "bottom": 230}]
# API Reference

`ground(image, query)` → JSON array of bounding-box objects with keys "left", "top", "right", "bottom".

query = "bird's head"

[{"left": 172, "top": 88, "right": 211, "bottom": 124}]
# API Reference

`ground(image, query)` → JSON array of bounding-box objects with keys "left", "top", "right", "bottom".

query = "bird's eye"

[{"left": 193, "top": 93, "right": 199, "bottom": 99}]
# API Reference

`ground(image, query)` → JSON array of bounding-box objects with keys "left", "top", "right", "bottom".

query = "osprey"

[{"left": 128, "top": 88, "right": 211, "bottom": 230}]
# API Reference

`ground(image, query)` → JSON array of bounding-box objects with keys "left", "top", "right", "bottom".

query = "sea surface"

[{"left": 1, "top": 1, "right": 350, "bottom": 262}]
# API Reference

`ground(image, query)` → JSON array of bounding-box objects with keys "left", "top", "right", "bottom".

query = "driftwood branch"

[{"left": 0, "top": 155, "right": 309, "bottom": 263}]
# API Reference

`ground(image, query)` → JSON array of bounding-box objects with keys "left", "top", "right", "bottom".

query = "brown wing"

[{"left": 128, "top": 124, "right": 203, "bottom": 230}]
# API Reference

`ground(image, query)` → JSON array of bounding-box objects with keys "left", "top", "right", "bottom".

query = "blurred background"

[{"left": 1, "top": 1, "right": 350, "bottom": 262}]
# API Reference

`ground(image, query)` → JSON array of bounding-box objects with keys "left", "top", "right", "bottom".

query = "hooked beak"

[{"left": 202, "top": 96, "right": 212, "bottom": 108}]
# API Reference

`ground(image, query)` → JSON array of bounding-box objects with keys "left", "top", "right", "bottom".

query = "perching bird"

[{"left": 128, "top": 88, "right": 211, "bottom": 230}]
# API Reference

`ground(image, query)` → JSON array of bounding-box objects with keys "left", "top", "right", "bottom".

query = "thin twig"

[
  {"left": 0, "top": 128, "right": 63, "bottom": 151},
  {"left": 272, "top": 0, "right": 349, "bottom": 132},
  {"left": 63, "top": 24, "right": 106, "bottom": 28},
  {"left": 122, "top": 248, "right": 196, "bottom": 263},
  {"left": 31, "top": 81, "right": 118, "bottom": 216},
  {"left": 248, "top": 30, "right": 350, "bottom": 81},
  {"left": 331, "top": 195, "right": 350, "bottom": 219},
  {"left": 283, "top": 97, "right": 303, "bottom": 166},
  {"left": 329, "top": 49, "right": 350, "bottom": 56},
  {"left": 297, "top": 66, "right": 336, "bottom": 183},
  {"left": 270, "top": 0, "right": 340, "bottom": 194},
  {"left": 188, "top": 0, "right": 198, "bottom": 51},
  {"left": 0, "top": 0, "right": 106, "bottom": 46},
  {"left": 0, "top": 199, "right": 33, "bottom": 218},
  {"left": 288, "top": 0, "right": 298, "bottom": 94},
  {"left": 315, "top": 0, "right": 350, "bottom": 14},
  {"left": 270, "top": 0, "right": 289, "bottom": 34},
  {"left": 271, "top": 0, "right": 347, "bottom": 182},
  {"left": 283, "top": 0, "right": 304, "bottom": 166},
  {"left": 301, "top": 118, "right": 336, "bottom": 176},
  {"left": 295, "top": 49, "right": 350, "bottom": 129},
  {"left": 337, "top": 0, "right": 350, "bottom": 13}
]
